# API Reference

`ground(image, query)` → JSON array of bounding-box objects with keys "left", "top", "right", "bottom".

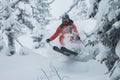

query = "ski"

[
  {"left": 53, "top": 46, "right": 78, "bottom": 56},
  {"left": 53, "top": 46, "right": 71, "bottom": 56},
  {"left": 61, "top": 47, "right": 78, "bottom": 56}
]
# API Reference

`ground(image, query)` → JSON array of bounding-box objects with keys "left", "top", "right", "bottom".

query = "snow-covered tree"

[
  {"left": 70, "top": 0, "right": 88, "bottom": 20},
  {"left": 32, "top": 0, "right": 50, "bottom": 26},
  {"left": 61, "top": 0, "right": 88, "bottom": 20},
  {"left": 87, "top": 0, "right": 101, "bottom": 18},
  {"left": 97, "top": 0, "right": 120, "bottom": 71},
  {"left": 0, "top": 0, "right": 25, "bottom": 55},
  {"left": 0, "top": 0, "right": 51, "bottom": 54},
  {"left": 32, "top": 0, "right": 51, "bottom": 49},
  {"left": 84, "top": 0, "right": 120, "bottom": 78},
  {"left": 14, "top": 0, "right": 35, "bottom": 30}
]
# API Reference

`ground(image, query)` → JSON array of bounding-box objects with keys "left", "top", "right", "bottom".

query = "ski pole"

[
  {"left": 78, "top": 38, "right": 84, "bottom": 46},
  {"left": 48, "top": 42, "right": 53, "bottom": 47}
]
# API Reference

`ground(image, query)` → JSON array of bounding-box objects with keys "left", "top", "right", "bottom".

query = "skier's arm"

[
  {"left": 71, "top": 23, "right": 81, "bottom": 40},
  {"left": 49, "top": 25, "right": 61, "bottom": 41},
  {"left": 71, "top": 23, "right": 79, "bottom": 35}
]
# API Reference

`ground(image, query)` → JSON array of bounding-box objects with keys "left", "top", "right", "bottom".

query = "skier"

[{"left": 46, "top": 13, "right": 80, "bottom": 45}]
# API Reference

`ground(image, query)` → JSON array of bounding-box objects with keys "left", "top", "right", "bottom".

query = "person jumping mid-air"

[{"left": 46, "top": 13, "right": 80, "bottom": 45}]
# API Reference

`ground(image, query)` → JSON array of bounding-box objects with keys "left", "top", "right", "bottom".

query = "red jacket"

[{"left": 49, "top": 23, "right": 79, "bottom": 45}]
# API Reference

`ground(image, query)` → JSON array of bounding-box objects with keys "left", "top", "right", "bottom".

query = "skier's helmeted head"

[{"left": 62, "top": 13, "right": 70, "bottom": 25}]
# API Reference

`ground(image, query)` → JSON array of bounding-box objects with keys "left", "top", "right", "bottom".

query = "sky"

[{"left": 50, "top": 0, "right": 73, "bottom": 18}]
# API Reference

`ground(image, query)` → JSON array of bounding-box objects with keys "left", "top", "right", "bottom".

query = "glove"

[
  {"left": 75, "top": 36, "right": 80, "bottom": 40},
  {"left": 46, "top": 39, "right": 51, "bottom": 43}
]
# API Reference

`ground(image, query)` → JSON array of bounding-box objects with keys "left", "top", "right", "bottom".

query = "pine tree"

[
  {"left": 87, "top": 0, "right": 101, "bottom": 18},
  {"left": 0, "top": 0, "right": 26, "bottom": 55},
  {"left": 86, "top": 0, "right": 120, "bottom": 77},
  {"left": 32, "top": 0, "right": 51, "bottom": 49},
  {"left": 32, "top": 0, "right": 50, "bottom": 26},
  {"left": 70, "top": 0, "right": 88, "bottom": 19},
  {"left": 14, "top": 0, "right": 35, "bottom": 30}
]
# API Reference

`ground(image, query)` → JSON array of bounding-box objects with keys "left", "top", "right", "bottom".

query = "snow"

[
  {"left": 113, "top": 21, "right": 120, "bottom": 29},
  {"left": 96, "top": 0, "right": 110, "bottom": 25},
  {"left": 18, "top": 2, "right": 32, "bottom": 16},
  {"left": 0, "top": 55, "right": 50, "bottom": 80},
  {"left": 0, "top": 54, "right": 108, "bottom": 80},
  {"left": 76, "top": 19, "right": 96, "bottom": 33},
  {"left": 116, "top": 40, "right": 120, "bottom": 58},
  {"left": 0, "top": 18, "right": 109, "bottom": 80},
  {"left": 0, "top": 0, "right": 112, "bottom": 80}
]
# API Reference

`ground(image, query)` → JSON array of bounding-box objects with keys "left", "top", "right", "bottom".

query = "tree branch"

[
  {"left": 11, "top": 0, "right": 21, "bottom": 8},
  {"left": 48, "top": 0, "right": 56, "bottom": 5},
  {"left": 66, "top": 0, "right": 81, "bottom": 13}
]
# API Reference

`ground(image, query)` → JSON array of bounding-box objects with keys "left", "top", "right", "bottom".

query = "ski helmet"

[{"left": 62, "top": 13, "right": 69, "bottom": 19}]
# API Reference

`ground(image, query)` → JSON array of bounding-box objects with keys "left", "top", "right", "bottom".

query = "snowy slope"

[
  {"left": 0, "top": 54, "right": 108, "bottom": 80},
  {"left": 0, "top": 55, "right": 50, "bottom": 80},
  {"left": 0, "top": 19, "right": 109, "bottom": 80}
]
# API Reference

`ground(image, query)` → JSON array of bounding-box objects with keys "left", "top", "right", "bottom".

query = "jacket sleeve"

[
  {"left": 49, "top": 25, "right": 61, "bottom": 41},
  {"left": 71, "top": 23, "right": 79, "bottom": 35}
]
